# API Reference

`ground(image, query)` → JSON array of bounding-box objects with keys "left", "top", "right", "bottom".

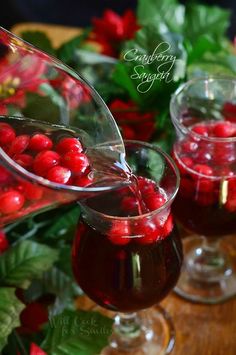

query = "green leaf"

[
  {"left": 0, "top": 241, "right": 58, "bottom": 289},
  {"left": 137, "top": 0, "right": 185, "bottom": 33},
  {"left": 57, "top": 30, "right": 90, "bottom": 63},
  {"left": 43, "top": 206, "right": 80, "bottom": 241},
  {"left": 21, "top": 31, "right": 55, "bottom": 55},
  {"left": 42, "top": 310, "right": 113, "bottom": 355},
  {"left": 0, "top": 288, "right": 25, "bottom": 351},
  {"left": 184, "top": 4, "right": 230, "bottom": 43}
]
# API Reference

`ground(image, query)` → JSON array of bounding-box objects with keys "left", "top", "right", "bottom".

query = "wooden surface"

[{"left": 11, "top": 23, "right": 236, "bottom": 355}]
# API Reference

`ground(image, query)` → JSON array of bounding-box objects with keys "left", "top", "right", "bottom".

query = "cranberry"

[
  {"left": 121, "top": 196, "right": 138, "bottom": 212},
  {"left": 161, "top": 214, "right": 174, "bottom": 238},
  {"left": 0, "top": 190, "right": 25, "bottom": 214},
  {"left": 14, "top": 154, "right": 34, "bottom": 169},
  {"left": 0, "top": 122, "right": 16, "bottom": 145},
  {"left": 33, "top": 150, "right": 60, "bottom": 176},
  {"left": 108, "top": 220, "right": 130, "bottom": 245},
  {"left": 191, "top": 124, "right": 208, "bottom": 136},
  {"left": 73, "top": 173, "right": 94, "bottom": 187},
  {"left": 22, "top": 182, "right": 43, "bottom": 200},
  {"left": 56, "top": 137, "right": 83, "bottom": 154},
  {"left": 177, "top": 157, "right": 193, "bottom": 175},
  {"left": 62, "top": 151, "right": 89, "bottom": 174},
  {"left": 213, "top": 143, "right": 235, "bottom": 164},
  {"left": 0, "top": 166, "right": 11, "bottom": 184},
  {"left": 144, "top": 191, "right": 167, "bottom": 211},
  {"left": 8, "top": 135, "right": 30, "bottom": 156},
  {"left": 194, "top": 149, "right": 212, "bottom": 164},
  {"left": 136, "top": 219, "right": 161, "bottom": 245},
  {"left": 212, "top": 121, "right": 235, "bottom": 138},
  {"left": 46, "top": 166, "right": 71, "bottom": 184},
  {"left": 138, "top": 176, "right": 156, "bottom": 194},
  {"left": 29, "top": 134, "right": 53, "bottom": 151},
  {"left": 182, "top": 140, "right": 198, "bottom": 153},
  {"left": 0, "top": 230, "right": 9, "bottom": 253},
  {"left": 193, "top": 164, "right": 213, "bottom": 176}
]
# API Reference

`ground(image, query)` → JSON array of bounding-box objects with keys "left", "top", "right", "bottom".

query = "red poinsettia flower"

[
  {"left": 109, "top": 99, "right": 156, "bottom": 141},
  {"left": 0, "top": 55, "right": 46, "bottom": 114},
  {"left": 92, "top": 10, "right": 140, "bottom": 57}
]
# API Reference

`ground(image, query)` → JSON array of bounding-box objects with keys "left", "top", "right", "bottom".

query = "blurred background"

[{"left": 1, "top": 0, "right": 235, "bottom": 38}]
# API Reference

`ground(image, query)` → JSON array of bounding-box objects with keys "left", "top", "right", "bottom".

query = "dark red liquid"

[
  {"left": 72, "top": 179, "right": 182, "bottom": 313},
  {"left": 172, "top": 120, "right": 236, "bottom": 236},
  {"left": 72, "top": 222, "right": 182, "bottom": 312}
]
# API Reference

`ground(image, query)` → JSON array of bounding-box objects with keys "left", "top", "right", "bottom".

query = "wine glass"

[
  {"left": 0, "top": 27, "right": 127, "bottom": 226},
  {"left": 72, "top": 140, "right": 182, "bottom": 354},
  {"left": 170, "top": 76, "right": 236, "bottom": 304}
]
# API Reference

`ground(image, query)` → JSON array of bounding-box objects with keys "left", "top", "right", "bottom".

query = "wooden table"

[{"left": 11, "top": 23, "right": 236, "bottom": 355}]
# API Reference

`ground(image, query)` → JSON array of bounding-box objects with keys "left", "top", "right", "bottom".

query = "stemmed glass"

[
  {"left": 170, "top": 76, "right": 236, "bottom": 303},
  {"left": 72, "top": 140, "right": 182, "bottom": 354}
]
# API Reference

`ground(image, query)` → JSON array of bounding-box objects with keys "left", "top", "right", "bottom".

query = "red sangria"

[
  {"left": 170, "top": 77, "right": 236, "bottom": 304},
  {"left": 72, "top": 141, "right": 182, "bottom": 353}
]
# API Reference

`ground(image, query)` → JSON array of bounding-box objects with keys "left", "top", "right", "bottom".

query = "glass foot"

[
  {"left": 101, "top": 306, "right": 175, "bottom": 355},
  {"left": 175, "top": 235, "right": 236, "bottom": 304}
]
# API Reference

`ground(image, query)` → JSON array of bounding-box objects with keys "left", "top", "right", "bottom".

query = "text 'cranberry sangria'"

[
  {"left": 72, "top": 141, "right": 182, "bottom": 354},
  {"left": 170, "top": 76, "right": 236, "bottom": 304}
]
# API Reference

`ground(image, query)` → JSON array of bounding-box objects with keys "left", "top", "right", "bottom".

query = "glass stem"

[
  {"left": 186, "top": 236, "right": 232, "bottom": 283},
  {"left": 110, "top": 312, "right": 152, "bottom": 350}
]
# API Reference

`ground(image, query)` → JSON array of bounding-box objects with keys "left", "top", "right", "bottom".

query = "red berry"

[
  {"left": 46, "top": 166, "right": 71, "bottom": 184},
  {"left": 144, "top": 191, "right": 167, "bottom": 211},
  {"left": 212, "top": 121, "right": 235, "bottom": 138},
  {"left": 0, "top": 190, "right": 25, "bottom": 214},
  {"left": 135, "top": 219, "right": 161, "bottom": 245},
  {"left": 137, "top": 176, "right": 156, "bottom": 194},
  {"left": 182, "top": 140, "right": 198, "bottom": 153},
  {"left": 191, "top": 124, "right": 208, "bottom": 136},
  {"left": 194, "top": 149, "right": 212, "bottom": 164},
  {"left": 33, "top": 150, "right": 60, "bottom": 176},
  {"left": 0, "top": 230, "right": 9, "bottom": 253},
  {"left": 0, "top": 166, "right": 11, "bottom": 184},
  {"left": 176, "top": 156, "right": 193, "bottom": 175},
  {"left": 14, "top": 154, "right": 34, "bottom": 169},
  {"left": 161, "top": 214, "right": 174, "bottom": 238},
  {"left": 29, "top": 134, "right": 53, "bottom": 151},
  {"left": 56, "top": 137, "right": 83, "bottom": 154},
  {"left": 193, "top": 164, "right": 213, "bottom": 177},
  {"left": 22, "top": 182, "right": 43, "bottom": 200},
  {"left": 0, "top": 122, "right": 16, "bottom": 145},
  {"left": 8, "top": 135, "right": 30, "bottom": 156},
  {"left": 121, "top": 196, "right": 138, "bottom": 212},
  {"left": 73, "top": 173, "right": 94, "bottom": 187},
  {"left": 122, "top": 125, "right": 136, "bottom": 140},
  {"left": 62, "top": 151, "right": 89, "bottom": 174},
  {"left": 108, "top": 220, "right": 130, "bottom": 245}
]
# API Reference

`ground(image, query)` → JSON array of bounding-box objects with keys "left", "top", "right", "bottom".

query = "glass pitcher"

[{"left": 0, "top": 27, "right": 128, "bottom": 226}]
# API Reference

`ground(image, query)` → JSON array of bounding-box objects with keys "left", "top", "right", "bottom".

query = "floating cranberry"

[
  {"left": 0, "top": 190, "right": 25, "bottom": 214},
  {"left": 8, "top": 135, "right": 30, "bottom": 156},
  {"left": 29, "top": 134, "right": 53, "bottom": 151},
  {"left": 0, "top": 166, "right": 11, "bottom": 184},
  {"left": 14, "top": 154, "right": 34, "bottom": 169},
  {"left": 46, "top": 166, "right": 71, "bottom": 184},
  {"left": 121, "top": 196, "right": 138, "bottom": 212},
  {"left": 108, "top": 220, "right": 130, "bottom": 245},
  {"left": 212, "top": 121, "right": 235, "bottom": 138},
  {"left": 194, "top": 149, "right": 212, "bottom": 164},
  {"left": 0, "top": 122, "right": 16, "bottom": 145},
  {"left": 176, "top": 156, "right": 193, "bottom": 175},
  {"left": 138, "top": 176, "right": 156, "bottom": 194},
  {"left": 33, "top": 150, "right": 60, "bottom": 176},
  {"left": 62, "top": 151, "right": 89, "bottom": 174},
  {"left": 144, "top": 191, "right": 167, "bottom": 211},
  {"left": 182, "top": 140, "right": 198, "bottom": 153},
  {"left": 193, "top": 164, "right": 213, "bottom": 177},
  {"left": 191, "top": 124, "right": 208, "bottom": 136},
  {"left": 56, "top": 137, "right": 83, "bottom": 154},
  {"left": 136, "top": 219, "right": 161, "bottom": 245},
  {"left": 22, "top": 182, "right": 43, "bottom": 200}
]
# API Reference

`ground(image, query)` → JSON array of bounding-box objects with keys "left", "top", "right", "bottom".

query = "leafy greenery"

[
  {"left": 21, "top": 31, "right": 56, "bottom": 55},
  {"left": 0, "top": 288, "right": 25, "bottom": 351},
  {"left": 42, "top": 310, "right": 113, "bottom": 355},
  {"left": 0, "top": 240, "right": 58, "bottom": 289}
]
